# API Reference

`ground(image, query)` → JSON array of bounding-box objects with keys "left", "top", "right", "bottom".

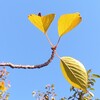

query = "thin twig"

[
  {"left": 0, "top": 48, "right": 56, "bottom": 69},
  {"left": 55, "top": 37, "right": 61, "bottom": 48},
  {"left": 55, "top": 51, "right": 60, "bottom": 59},
  {"left": 0, "top": 34, "right": 60, "bottom": 69},
  {"left": 45, "top": 34, "right": 53, "bottom": 47}
]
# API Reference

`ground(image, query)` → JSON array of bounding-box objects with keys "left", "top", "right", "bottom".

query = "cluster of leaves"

[
  {"left": 66, "top": 69, "right": 100, "bottom": 100},
  {"left": 28, "top": 12, "right": 88, "bottom": 92},
  {"left": 28, "top": 12, "right": 100, "bottom": 100},
  {"left": 0, "top": 67, "right": 10, "bottom": 100},
  {"left": 32, "top": 84, "right": 56, "bottom": 100},
  {"left": 28, "top": 12, "right": 81, "bottom": 37},
  {"left": 87, "top": 69, "right": 100, "bottom": 91},
  {"left": 32, "top": 70, "right": 100, "bottom": 100}
]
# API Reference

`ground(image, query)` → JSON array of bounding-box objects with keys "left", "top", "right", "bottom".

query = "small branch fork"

[
  {"left": 0, "top": 33, "right": 61, "bottom": 69},
  {"left": 0, "top": 47, "right": 56, "bottom": 69}
]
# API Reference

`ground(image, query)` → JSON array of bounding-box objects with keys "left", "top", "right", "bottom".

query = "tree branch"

[{"left": 0, "top": 47, "right": 56, "bottom": 69}]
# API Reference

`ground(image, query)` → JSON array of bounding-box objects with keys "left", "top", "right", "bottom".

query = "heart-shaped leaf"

[
  {"left": 28, "top": 13, "right": 55, "bottom": 34},
  {"left": 60, "top": 56, "right": 88, "bottom": 92},
  {"left": 58, "top": 12, "right": 82, "bottom": 37}
]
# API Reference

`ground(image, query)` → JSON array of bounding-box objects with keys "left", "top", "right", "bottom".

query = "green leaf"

[
  {"left": 95, "top": 98, "right": 100, "bottom": 100},
  {"left": 88, "top": 81, "right": 94, "bottom": 86},
  {"left": 90, "top": 88, "right": 95, "bottom": 91},
  {"left": 51, "top": 84, "right": 55, "bottom": 89},
  {"left": 92, "top": 74, "right": 100, "bottom": 78},
  {"left": 70, "top": 86, "right": 74, "bottom": 91},
  {"left": 87, "top": 69, "right": 92, "bottom": 75},
  {"left": 60, "top": 56, "right": 88, "bottom": 93},
  {"left": 91, "top": 79, "right": 96, "bottom": 83}
]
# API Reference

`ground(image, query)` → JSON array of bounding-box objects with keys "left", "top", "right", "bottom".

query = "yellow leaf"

[
  {"left": 58, "top": 12, "right": 82, "bottom": 37},
  {"left": 60, "top": 56, "right": 88, "bottom": 92},
  {"left": 28, "top": 13, "right": 55, "bottom": 34},
  {"left": 0, "top": 81, "right": 7, "bottom": 92}
]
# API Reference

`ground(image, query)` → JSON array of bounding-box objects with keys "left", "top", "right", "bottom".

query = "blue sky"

[{"left": 0, "top": 0, "right": 100, "bottom": 99}]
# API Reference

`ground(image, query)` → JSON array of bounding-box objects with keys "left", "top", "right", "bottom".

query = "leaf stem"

[
  {"left": 45, "top": 33, "right": 61, "bottom": 59},
  {"left": 55, "top": 37, "right": 61, "bottom": 48},
  {"left": 45, "top": 33, "right": 53, "bottom": 47},
  {"left": 55, "top": 51, "right": 60, "bottom": 59}
]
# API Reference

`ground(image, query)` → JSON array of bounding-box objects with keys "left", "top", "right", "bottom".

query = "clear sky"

[{"left": 0, "top": 0, "right": 100, "bottom": 100}]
